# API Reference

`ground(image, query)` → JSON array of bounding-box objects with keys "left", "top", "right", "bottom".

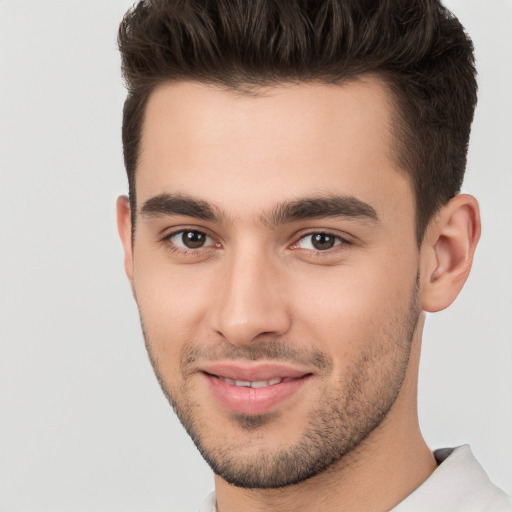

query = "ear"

[
  {"left": 420, "top": 194, "right": 481, "bottom": 312},
  {"left": 116, "top": 195, "right": 134, "bottom": 286}
]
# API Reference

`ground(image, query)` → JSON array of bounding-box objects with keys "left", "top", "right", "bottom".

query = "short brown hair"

[{"left": 118, "top": 0, "right": 477, "bottom": 243}]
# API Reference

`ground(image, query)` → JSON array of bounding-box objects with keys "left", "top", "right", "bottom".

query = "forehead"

[{"left": 137, "top": 79, "right": 413, "bottom": 224}]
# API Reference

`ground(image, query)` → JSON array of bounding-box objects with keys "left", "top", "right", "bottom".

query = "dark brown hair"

[{"left": 118, "top": 0, "right": 477, "bottom": 242}]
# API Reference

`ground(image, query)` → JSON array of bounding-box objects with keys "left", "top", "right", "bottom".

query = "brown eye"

[
  {"left": 183, "top": 231, "right": 206, "bottom": 248},
  {"left": 297, "top": 233, "right": 342, "bottom": 251},
  {"left": 170, "top": 230, "right": 213, "bottom": 249},
  {"left": 312, "top": 233, "right": 336, "bottom": 250}
]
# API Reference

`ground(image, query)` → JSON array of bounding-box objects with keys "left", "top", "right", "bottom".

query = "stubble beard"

[{"left": 140, "top": 279, "right": 421, "bottom": 489}]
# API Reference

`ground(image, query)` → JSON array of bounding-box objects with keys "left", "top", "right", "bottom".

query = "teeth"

[
  {"left": 222, "top": 377, "right": 283, "bottom": 388},
  {"left": 250, "top": 380, "right": 269, "bottom": 388}
]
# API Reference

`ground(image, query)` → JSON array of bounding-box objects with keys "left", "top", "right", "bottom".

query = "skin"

[{"left": 117, "top": 78, "right": 480, "bottom": 512}]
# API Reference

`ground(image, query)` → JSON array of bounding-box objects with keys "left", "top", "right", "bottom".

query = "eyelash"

[
  {"left": 160, "top": 229, "right": 351, "bottom": 257},
  {"left": 161, "top": 228, "right": 219, "bottom": 256},
  {"left": 292, "top": 232, "right": 350, "bottom": 254}
]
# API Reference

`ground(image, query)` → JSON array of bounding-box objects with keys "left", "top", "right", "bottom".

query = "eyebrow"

[
  {"left": 140, "top": 193, "right": 219, "bottom": 221},
  {"left": 264, "top": 195, "right": 379, "bottom": 226},
  {"left": 139, "top": 193, "right": 379, "bottom": 225}
]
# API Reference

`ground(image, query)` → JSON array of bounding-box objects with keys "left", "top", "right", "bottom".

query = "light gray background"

[{"left": 0, "top": 1, "right": 511, "bottom": 511}]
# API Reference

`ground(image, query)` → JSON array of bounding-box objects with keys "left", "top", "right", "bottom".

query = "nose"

[{"left": 209, "top": 247, "right": 292, "bottom": 346}]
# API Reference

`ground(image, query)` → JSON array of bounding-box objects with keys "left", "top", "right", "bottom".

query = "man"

[{"left": 115, "top": 0, "right": 512, "bottom": 510}]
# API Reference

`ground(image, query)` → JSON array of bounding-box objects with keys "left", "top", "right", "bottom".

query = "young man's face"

[{"left": 119, "top": 79, "right": 425, "bottom": 488}]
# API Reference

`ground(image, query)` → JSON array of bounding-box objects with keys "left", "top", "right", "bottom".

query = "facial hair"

[{"left": 141, "top": 276, "right": 421, "bottom": 489}]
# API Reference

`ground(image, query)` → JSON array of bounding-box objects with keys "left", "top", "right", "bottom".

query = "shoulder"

[{"left": 393, "top": 445, "right": 512, "bottom": 512}]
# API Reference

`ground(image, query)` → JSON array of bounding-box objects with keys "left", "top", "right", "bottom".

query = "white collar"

[{"left": 391, "top": 445, "right": 512, "bottom": 511}]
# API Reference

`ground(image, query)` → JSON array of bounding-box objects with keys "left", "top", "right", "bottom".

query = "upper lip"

[{"left": 201, "top": 362, "right": 312, "bottom": 381}]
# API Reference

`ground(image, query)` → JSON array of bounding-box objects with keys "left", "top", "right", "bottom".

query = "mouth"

[
  {"left": 200, "top": 363, "right": 313, "bottom": 416},
  {"left": 215, "top": 376, "right": 297, "bottom": 388}
]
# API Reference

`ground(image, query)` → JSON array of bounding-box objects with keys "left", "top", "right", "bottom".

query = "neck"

[{"left": 214, "top": 317, "right": 437, "bottom": 512}]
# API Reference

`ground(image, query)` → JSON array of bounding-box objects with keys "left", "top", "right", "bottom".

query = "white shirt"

[{"left": 197, "top": 446, "right": 512, "bottom": 512}]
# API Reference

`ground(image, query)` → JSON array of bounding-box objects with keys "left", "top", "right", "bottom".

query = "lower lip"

[{"left": 204, "top": 374, "right": 311, "bottom": 415}]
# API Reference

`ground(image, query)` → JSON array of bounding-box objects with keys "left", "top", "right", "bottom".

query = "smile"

[
  {"left": 200, "top": 363, "right": 313, "bottom": 415},
  {"left": 219, "top": 377, "right": 295, "bottom": 388}
]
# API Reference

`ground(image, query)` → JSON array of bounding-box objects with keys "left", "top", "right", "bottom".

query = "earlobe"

[
  {"left": 421, "top": 194, "right": 481, "bottom": 312},
  {"left": 116, "top": 195, "right": 135, "bottom": 285}
]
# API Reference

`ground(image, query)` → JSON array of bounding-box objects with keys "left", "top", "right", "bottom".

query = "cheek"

[
  {"left": 132, "top": 252, "right": 215, "bottom": 356},
  {"left": 287, "top": 254, "right": 418, "bottom": 352}
]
